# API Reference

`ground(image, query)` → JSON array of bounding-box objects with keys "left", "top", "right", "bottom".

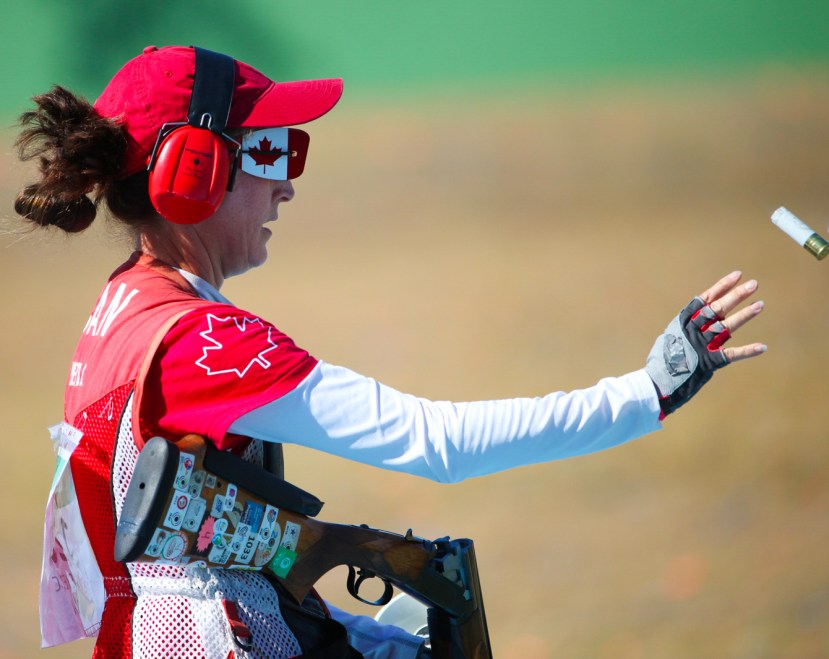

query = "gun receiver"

[{"left": 116, "top": 435, "right": 491, "bottom": 658}]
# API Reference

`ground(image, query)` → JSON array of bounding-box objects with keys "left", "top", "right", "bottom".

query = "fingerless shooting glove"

[{"left": 645, "top": 297, "right": 731, "bottom": 418}]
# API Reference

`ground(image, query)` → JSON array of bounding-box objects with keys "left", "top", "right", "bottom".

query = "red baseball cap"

[{"left": 94, "top": 45, "right": 343, "bottom": 177}]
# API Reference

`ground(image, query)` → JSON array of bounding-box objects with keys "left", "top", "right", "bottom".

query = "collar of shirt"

[{"left": 175, "top": 268, "right": 233, "bottom": 305}]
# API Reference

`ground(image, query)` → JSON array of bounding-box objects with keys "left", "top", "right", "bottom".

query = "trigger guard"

[{"left": 346, "top": 566, "right": 395, "bottom": 606}]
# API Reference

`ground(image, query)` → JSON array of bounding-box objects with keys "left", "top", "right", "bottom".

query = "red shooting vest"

[{"left": 60, "top": 252, "right": 317, "bottom": 657}]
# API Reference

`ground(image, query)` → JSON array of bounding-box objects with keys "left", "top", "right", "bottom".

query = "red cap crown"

[{"left": 94, "top": 45, "right": 343, "bottom": 177}]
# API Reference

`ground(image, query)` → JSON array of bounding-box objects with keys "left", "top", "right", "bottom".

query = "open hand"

[{"left": 645, "top": 270, "right": 766, "bottom": 417}]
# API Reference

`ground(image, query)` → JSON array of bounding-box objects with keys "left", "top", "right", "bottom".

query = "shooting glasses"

[{"left": 240, "top": 127, "right": 310, "bottom": 180}]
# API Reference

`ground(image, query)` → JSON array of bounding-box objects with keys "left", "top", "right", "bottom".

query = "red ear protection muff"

[{"left": 147, "top": 47, "right": 239, "bottom": 224}]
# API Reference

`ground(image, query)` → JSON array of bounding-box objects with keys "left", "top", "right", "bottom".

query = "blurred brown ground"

[{"left": 1, "top": 69, "right": 828, "bottom": 658}]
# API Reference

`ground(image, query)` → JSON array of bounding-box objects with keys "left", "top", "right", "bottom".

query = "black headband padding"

[{"left": 188, "top": 47, "right": 235, "bottom": 134}]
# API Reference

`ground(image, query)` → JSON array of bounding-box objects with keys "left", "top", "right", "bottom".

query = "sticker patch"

[
  {"left": 281, "top": 521, "right": 301, "bottom": 551},
  {"left": 194, "top": 518, "right": 216, "bottom": 556},
  {"left": 182, "top": 497, "right": 207, "bottom": 532},
  {"left": 209, "top": 540, "right": 232, "bottom": 565},
  {"left": 229, "top": 524, "right": 252, "bottom": 554},
  {"left": 188, "top": 470, "right": 206, "bottom": 498},
  {"left": 161, "top": 532, "right": 188, "bottom": 562},
  {"left": 146, "top": 528, "right": 169, "bottom": 557},
  {"left": 163, "top": 491, "right": 192, "bottom": 530},
  {"left": 258, "top": 506, "right": 279, "bottom": 543},
  {"left": 269, "top": 546, "right": 297, "bottom": 578},
  {"left": 254, "top": 536, "right": 280, "bottom": 567},
  {"left": 235, "top": 532, "right": 259, "bottom": 565},
  {"left": 174, "top": 452, "right": 195, "bottom": 491},
  {"left": 240, "top": 501, "right": 265, "bottom": 535},
  {"left": 225, "top": 500, "right": 244, "bottom": 528},
  {"left": 223, "top": 483, "right": 238, "bottom": 513},
  {"left": 210, "top": 494, "right": 225, "bottom": 518}
]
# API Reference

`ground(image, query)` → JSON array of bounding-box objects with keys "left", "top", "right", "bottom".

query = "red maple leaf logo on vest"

[
  {"left": 247, "top": 136, "right": 284, "bottom": 172},
  {"left": 195, "top": 314, "right": 279, "bottom": 377}
]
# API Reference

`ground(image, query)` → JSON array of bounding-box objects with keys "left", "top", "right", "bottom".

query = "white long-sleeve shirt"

[{"left": 178, "top": 268, "right": 662, "bottom": 484}]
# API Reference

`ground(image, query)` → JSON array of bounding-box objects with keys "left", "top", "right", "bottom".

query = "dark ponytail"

[{"left": 14, "top": 85, "right": 153, "bottom": 233}]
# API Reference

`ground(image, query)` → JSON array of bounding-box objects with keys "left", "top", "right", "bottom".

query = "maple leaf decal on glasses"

[
  {"left": 247, "top": 136, "right": 287, "bottom": 172},
  {"left": 195, "top": 314, "right": 279, "bottom": 378}
]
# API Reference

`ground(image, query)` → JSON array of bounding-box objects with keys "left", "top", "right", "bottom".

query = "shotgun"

[{"left": 115, "top": 435, "right": 492, "bottom": 658}]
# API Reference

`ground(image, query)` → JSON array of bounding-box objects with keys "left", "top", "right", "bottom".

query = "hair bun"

[
  {"left": 14, "top": 85, "right": 127, "bottom": 233},
  {"left": 14, "top": 185, "right": 96, "bottom": 233}
]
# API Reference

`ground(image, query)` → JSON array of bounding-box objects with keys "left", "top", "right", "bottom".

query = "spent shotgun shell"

[{"left": 771, "top": 207, "right": 829, "bottom": 261}]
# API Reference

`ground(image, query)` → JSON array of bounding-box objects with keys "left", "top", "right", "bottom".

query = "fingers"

[
  {"left": 702, "top": 274, "right": 758, "bottom": 319},
  {"left": 698, "top": 270, "right": 767, "bottom": 361},
  {"left": 722, "top": 299, "right": 764, "bottom": 334},
  {"left": 699, "top": 271, "right": 762, "bottom": 328},
  {"left": 722, "top": 342, "right": 767, "bottom": 363},
  {"left": 699, "top": 270, "right": 743, "bottom": 306}
]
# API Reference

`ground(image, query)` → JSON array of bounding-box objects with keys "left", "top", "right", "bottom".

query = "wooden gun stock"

[{"left": 116, "top": 435, "right": 492, "bottom": 658}]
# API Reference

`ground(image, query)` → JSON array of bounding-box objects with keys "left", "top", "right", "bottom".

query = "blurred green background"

[
  {"left": 2, "top": 3, "right": 829, "bottom": 658},
  {"left": 2, "top": 1, "right": 828, "bottom": 111}
]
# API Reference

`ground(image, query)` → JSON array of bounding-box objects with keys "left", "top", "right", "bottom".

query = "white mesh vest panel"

[{"left": 112, "top": 394, "right": 303, "bottom": 658}]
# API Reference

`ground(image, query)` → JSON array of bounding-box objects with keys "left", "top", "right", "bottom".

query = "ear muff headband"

[
  {"left": 188, "top": 47, "right": 234, "bottom": 133},
  {"left": 147, "top": 47, "right": 240, "bottom": 224}
]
